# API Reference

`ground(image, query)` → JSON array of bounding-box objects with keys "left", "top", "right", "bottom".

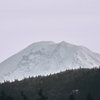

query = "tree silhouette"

[
  {"left": 68, "top": 94, "right": 75, "bottom": 100},
  {"left": 36, "top": 89, "right": 48, "bottom": 100},
  {"left": 87, "top": 93, "right": 93, "bottom": 100},
  {"left": 6, "top": 95, "right": 14, "bottom": 100},
  {"left": 0, "top": 90, "right": 15, "bottom": 100},
  {"left": 21, "top": 91, "right": 29, "bottom": 100},
  {"left": 0, "top": 90, "right": 6, "bottom": 100}
]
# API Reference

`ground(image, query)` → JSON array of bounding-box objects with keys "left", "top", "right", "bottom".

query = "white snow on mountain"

[{"left": 0, "top": 41, "right": 100, "bottom": 83}]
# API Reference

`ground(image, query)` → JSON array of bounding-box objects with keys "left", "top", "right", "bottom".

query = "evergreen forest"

[{"left": 0, "top": 67, "right": 100, "bottom": 100}]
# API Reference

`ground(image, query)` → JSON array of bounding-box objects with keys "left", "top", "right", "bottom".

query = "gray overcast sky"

[{"left": 0, "top": 0, "right": 100, "bottom": 63}]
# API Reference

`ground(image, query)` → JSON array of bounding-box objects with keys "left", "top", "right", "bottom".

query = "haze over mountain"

[{"left": 0, "top": 41, "right": 100, "bottom": 82}]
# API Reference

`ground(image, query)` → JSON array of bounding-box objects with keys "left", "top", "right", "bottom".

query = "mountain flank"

[{"left": 0, "top": 41, "right": 100, "bottom": 82}]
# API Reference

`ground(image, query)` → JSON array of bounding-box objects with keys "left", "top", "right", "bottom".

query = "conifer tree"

[
  {"left": 87, "top": 93, "right": 93, "bottom": 100},
  {"left": 21, "top": 91, "right": 29, "bottom": 100},
  {"left": 0, "top": 90, "right": 6, "bottom": 100},
  {"left": 68, "top": 94, "right": 75, "bottom": 100},
  {"left": 6, "top": 95, "right": 14, "bottom": 100},
  {"left": 36, "top": 89, "right": 48, "bottom": 100}
]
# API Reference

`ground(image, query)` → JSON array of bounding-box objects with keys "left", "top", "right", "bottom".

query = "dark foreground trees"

[
  {"left": 0, "top": 89, "right": 95, "bottom": 100},
  {"left": 68, "top": 95, "right": 75, "bottom": 100},
  {"left": 21, "top": 91, "right": 29, "bottom": 100},
  {"left": 36, "top": 89, "right": 48, "bottom": 100},
  {"left": 0, "top": 90, "right": 14, "bottom": 100},
  {"left": 0, "top": 68, "right": 99, "bottom": 100},
  {"left": 87, "top": 93, "right": 93, "bottom": 100}
]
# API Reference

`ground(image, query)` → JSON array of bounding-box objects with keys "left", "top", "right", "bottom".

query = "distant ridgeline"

[{"left": 0, "top": 67, "right": 100, "bottom": 100}]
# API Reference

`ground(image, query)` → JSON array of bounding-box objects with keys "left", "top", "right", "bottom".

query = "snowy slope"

[{"left": 0, "top": 41, "right": 100, "bottom": 82}]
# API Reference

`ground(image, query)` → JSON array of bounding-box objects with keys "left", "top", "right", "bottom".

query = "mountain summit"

[{"left": 0, "top": 41, "right": 100, "bottom": 82}]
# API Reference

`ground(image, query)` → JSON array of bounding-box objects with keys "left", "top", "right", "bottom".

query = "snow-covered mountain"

[{"left": 0, "top": 41, "right": 100, "bottom": 83}]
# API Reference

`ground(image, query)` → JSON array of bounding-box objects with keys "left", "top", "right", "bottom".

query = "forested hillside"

[{"left": 0, "top": 67, "right": 100, "bottom": 100}]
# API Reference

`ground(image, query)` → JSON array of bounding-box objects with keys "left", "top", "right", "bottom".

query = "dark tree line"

[
  {"left": 36, "top": 89, "right": 48, "bottom": 100},
  {"left": 0, "top": 89, "right": 94, "bottom": 100},
  {"left": 0, "top": 90, "right": 14, "bottom": 100},
  {"left": 0, "top": 68, "right": 100, "bottom": 100}
]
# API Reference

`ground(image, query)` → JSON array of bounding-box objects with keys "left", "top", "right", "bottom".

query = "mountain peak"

[
  {"left": 0, "top": 41, "right": 100, "bottom": 82},
  {"left": 60, "top": 41, "right": 66, "bottom": 44}
]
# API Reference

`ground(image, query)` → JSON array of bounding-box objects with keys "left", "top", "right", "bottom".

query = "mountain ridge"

[{"left": 0, "top": 41, "right": 100, "bottom": 82}]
